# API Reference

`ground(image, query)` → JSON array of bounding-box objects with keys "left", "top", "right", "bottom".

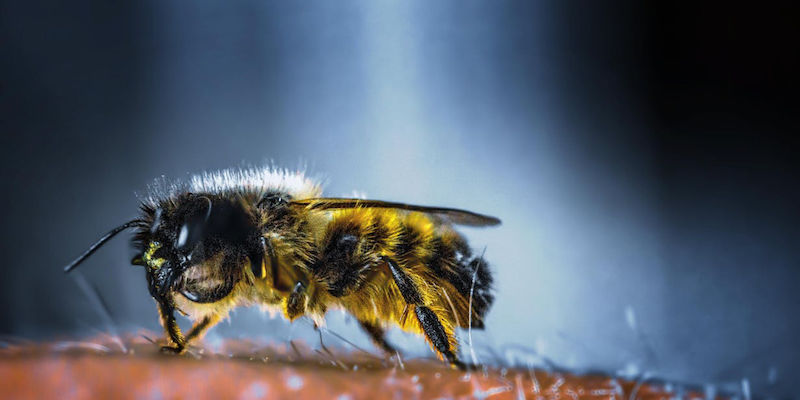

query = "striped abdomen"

[{"left": 311, "top": 208, "right": 494, "bottom": 329}]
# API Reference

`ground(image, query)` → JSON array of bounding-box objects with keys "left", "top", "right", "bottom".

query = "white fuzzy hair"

[{"left": 141, "top": 166, "right": 323, "bottom": 206}]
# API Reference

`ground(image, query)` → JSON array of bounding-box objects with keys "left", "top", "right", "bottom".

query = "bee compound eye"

[
  {"left": 177, "top": 224, "right": 189, "bottom": 248},
  {"left": 175, "top": 196, "right": 214, "bottom": 251}
]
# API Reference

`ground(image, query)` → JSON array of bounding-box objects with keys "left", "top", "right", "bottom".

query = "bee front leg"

[
  {"left": 158, "top": 301, "right": 185, "bottom": 354},
  {"left": 184, "top": 314, "right": 221, "bottom": 344}
]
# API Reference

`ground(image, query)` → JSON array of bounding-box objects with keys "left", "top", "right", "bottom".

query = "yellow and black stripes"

[{"left": 306, "top": 208, "right": 494, "bottom": 365}]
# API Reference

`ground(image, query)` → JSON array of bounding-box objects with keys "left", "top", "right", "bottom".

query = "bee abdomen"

[
  {"left": 459, "top": 254, "right": 494, "bottom": 328},
  {"left": 425, "top": 233, "right": 494, "bottom": 329},
  {"left": 314, "top": 209, "right": 494, "bottom": 328}
]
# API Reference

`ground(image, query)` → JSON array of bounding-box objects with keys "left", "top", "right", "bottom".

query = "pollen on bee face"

[{"left": 143, "top": 241, "right": 166, "bottom": 269}]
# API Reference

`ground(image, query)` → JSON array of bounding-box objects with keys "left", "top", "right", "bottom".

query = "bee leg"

[
  {"left": 158, "top": 301, "right": 185, "bottom": 354},
  {"left": 358, "top": 319, "right": 397, "bottom": 355},
  {"left": 381, "top": 256, "right": 465, "bottom": 369},
  {"left": 286, "top": 281, "right": 307, "bottom": 320},
  {"left": 184, "top": 314, "right": 221, "bottom": 345},
  {"left": 415, "top": 305, "right": 466, "bottom": 370}
]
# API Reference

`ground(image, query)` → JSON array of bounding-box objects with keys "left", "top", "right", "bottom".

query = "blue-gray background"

[{"left": 2, "top": 1, "right": 797, "bottom": 397}]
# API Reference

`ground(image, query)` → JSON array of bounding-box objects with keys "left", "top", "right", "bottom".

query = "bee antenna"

[{"left": 63, "top": 220, "right": 144, "bottom": 273}]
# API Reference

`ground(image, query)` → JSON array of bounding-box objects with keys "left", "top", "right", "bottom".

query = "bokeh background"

[{"left": 2, "top": 1, "right": 797, "bottom": 397}]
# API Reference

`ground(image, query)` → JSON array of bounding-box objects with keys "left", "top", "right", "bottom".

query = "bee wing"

[{"left": 289, "top": 198, "right": 501, "bottom": 227}]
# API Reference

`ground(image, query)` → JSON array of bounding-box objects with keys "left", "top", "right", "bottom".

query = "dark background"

[{"left": 2, "top": 1, "right": 797, "bottom": 397}]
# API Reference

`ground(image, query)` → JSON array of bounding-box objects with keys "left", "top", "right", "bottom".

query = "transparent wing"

[{"left": 289, "top": 198, "right": 501, "bottom": 227}]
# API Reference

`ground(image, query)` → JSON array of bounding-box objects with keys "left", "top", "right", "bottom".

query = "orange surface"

[{"left": 0, "top": 334, "right": 715, "bottom": 399}]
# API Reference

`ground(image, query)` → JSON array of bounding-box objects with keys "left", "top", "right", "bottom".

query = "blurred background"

[{"left": 1, "top": 1, "right": 797, "bottom": 397}]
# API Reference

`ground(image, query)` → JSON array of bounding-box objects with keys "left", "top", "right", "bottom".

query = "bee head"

[
  {"left": 65, "top": 193, "right": 265, "bottom": 306},
  {"left": 136, "top": 194, "right": 265, "bottom": 304}
]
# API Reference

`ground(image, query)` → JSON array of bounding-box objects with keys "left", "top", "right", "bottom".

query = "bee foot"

[
  {"left": 450, "top": 360, "right": 469, "bottom": 371},
  {"left": 444, "top": 352, "right": 472, "bottom": 371}
]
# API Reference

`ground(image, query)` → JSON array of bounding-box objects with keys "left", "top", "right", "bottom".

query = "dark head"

[{"left": 64, "top": 193, "right": 265, "bottom": 307}]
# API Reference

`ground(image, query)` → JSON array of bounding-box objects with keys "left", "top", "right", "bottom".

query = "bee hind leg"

[
  {"left": 414, "top": 305, "right": 469, "bottom": 370},
  {"left": 381, "top": 256, "right": 466, "bottom": 370}
]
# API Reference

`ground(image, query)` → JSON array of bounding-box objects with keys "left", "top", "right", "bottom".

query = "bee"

[{"left": 64, "top": 167, "right": 499, "bottom": 368}]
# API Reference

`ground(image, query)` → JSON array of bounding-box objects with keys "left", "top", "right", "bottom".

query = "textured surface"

[{"left": 0, "top": 334, "right": 716, "bottom": 400}]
